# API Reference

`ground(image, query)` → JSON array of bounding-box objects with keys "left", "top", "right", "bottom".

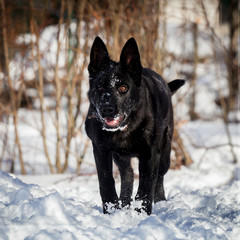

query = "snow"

[
  {"left": 0, "top": 120, "right": 239, "bottom": 239},
  {"left": 0, "top": 161, "right": 239, "bottom": 240}
]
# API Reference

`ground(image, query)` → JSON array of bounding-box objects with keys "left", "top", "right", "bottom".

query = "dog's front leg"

[
  {"left": 93, "top": 144, "right": 119, "bottom": 214},
  {"left": 135, "top": 156, "right": 159, "bottom": 215},
  {"left": 113, "top": 154, "right": 134, "bottom": 208}
]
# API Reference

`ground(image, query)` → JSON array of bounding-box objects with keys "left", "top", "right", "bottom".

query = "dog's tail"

[{"left": 168, "top": 79, "right": 185, "bottom": 95}]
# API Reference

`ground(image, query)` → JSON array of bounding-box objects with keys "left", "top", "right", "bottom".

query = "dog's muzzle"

[{"left": 95, "top": 104, "right": 128, "bottom": 132}]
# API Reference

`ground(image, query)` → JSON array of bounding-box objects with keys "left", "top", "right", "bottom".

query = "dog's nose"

[{"left": 101, "top": 105, "right": 115, "bottom": 118}]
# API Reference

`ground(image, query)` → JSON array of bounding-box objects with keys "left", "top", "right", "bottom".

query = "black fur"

[{"left": 85, "top": 36, "right": 185, "bottom": 215}]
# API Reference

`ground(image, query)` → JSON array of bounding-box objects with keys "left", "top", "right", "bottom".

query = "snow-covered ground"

[
  {"left": 0, "top": 119, "right": 239, "bottom": 240},
  {"left": 0, "top": 160, "right": 239, "bottom": 239}
]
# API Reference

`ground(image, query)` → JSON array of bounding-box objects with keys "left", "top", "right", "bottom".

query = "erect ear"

[
  {"left": 168, "top": 79, "right": 185, "bottom": 95},
  {"left": 120, "top": 38, "right": 142, "bottom": 85},
  {"left": 88, "top": 36, "right": 110, "bottom": 76}
]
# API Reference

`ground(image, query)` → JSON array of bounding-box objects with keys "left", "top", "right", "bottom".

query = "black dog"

[{"left": 85, "top": 36, "right": 184, "bottom": 215}]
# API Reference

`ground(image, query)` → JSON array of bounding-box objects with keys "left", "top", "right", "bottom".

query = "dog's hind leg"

[
  {"left": 154, "top": 151, "right": 169, "bottom": 203},
  {"left": 154, "top": 175, "right": 166, "bottom": 203},
  {"left": 113, "top": 154, "right": 134, "bottom": 208},
  {"left": 154, "top": 129, "right": 171, "bottom": 203}
]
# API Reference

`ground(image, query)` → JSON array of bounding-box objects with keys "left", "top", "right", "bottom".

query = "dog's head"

[{"left": 88, "top": 37, "right": 143, "bottom": 132}]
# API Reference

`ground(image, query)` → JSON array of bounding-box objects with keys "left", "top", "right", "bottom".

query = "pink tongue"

[{"left": 105, "top": 118, "right": 120, "bottom": 127}]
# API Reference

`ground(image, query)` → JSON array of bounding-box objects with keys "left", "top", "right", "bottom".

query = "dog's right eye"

[{"left": 98, "top": 86, "right": 104, "bottom": 91}]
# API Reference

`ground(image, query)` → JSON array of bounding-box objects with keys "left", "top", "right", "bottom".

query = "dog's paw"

[
  {"left": 103, "top": 202, "right": 120, "bottom": 214},
  {"left": 134, "top": 200, "right": 152, "bottom": 215}
]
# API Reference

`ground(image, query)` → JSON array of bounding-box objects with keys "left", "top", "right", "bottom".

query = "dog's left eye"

[{"left": 118, "top": 85, "right": 128, "bottom": 93}]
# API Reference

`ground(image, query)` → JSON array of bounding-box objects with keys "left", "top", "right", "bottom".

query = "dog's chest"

[
  {"left": 111, "top": 129, "right": 152, "bottom": 157},
  {"left": 113, "top": 134, "right": 133, "bottom": 149}
]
